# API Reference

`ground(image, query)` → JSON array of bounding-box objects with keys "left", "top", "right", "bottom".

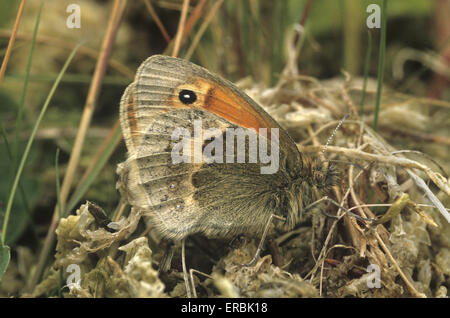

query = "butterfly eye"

[{"left": 178, "top": 89, "right": 197, "bottom": 104}]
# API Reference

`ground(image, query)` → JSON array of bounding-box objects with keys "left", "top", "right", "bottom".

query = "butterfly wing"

[{"left": 119, "top": 55, "right": 304, "bottom": 240}]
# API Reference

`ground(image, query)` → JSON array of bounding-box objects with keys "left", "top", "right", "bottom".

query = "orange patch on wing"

[{"left": 203, "top": 84, "right": 275, "bottom": 139}]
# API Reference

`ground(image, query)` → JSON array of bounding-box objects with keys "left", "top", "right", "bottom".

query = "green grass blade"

[
  {"left": 343, "top": 0, "right": 362, "bottom": 75},
  {"left": 0, "top": 245, "right": 10, "bottom": 282},
  {"left": 360, "top": 29, "right": 372, "bottom": 115},
  {"left": 1, "top": 115, "right": 38, "bottom": 243},
  {"left": 373, "top": 0, "right": 388, "bottom": 131},
  {"left": 271, "top": 0, "right": 288, "bottom": 86},
  {"left": 0, "top": 121, "right": 12, "bottom": 158},
  {"left": 1, "top": 44, "right": 81, "bottom": 245},
  {"left": 55, "top": 148, "right": 62, "bottom": 220},
  {"left": 55, "top": 148, "right": 63, "bottom": 297},
  {"left": 13, "top": 2, "right": 43, "bottom": 171},
  {"left": 1, "top": 3, "right": 42, "bottom": 246}
]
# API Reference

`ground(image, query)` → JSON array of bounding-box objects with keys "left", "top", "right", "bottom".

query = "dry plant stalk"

[
  {"left": 0, "top": 30, "right": 135, "bottom": 78},
  {"left": 171, "top": 0, "right": 190, "bottom": 57},
  {"left": 0, "top": 0, "right": 26, "bottom": 84},
  {"left": 143, "top": 0, "right": 171, "bottom": 44},
  {"left": 184, "top": 0, "right": 225, "bottom": 60}
]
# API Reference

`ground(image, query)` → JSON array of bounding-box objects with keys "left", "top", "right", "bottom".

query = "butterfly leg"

[
  {"left": 189, "top": 268, "right": 213, "bottom": 298},
  {"left": 158, "top": 240, "right": 174, "bottom": 273},
  {"left": 305, "top": 196, "right": 375, "bottom": 222},
  {"left": 268, "top": 238, "right": 284, "bottom": 267},
  {"left": 181, "top": 238, "right": 192, "bottom": 298},
  {"left": 242, "top": 214, "right": 285, "bottom": 267}
]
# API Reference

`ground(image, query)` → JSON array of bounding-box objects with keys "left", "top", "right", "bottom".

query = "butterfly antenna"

[
  {"left": 322, "top": 113, "right": 350, "bottom": 156},
  {"left": 321, "top": 113, "right": 350, "bottom": 171}
]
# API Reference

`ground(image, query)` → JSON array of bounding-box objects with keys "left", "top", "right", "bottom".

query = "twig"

[
  {"left": 348, "top": 166, "right": 423, "bottom": 296},
  {"left": 0, "top": 0, "right": 26, "bottom": 84},
  {"left": 348, "top": 165, "right": 368, "bottom": 253},
  {"left": 0, "top": 30, "right": 134, "bottom": 79},
  {"left": 143, "top": 0, "right": 171, "bottom": 43},
  {"left": 373, "top": 0, "right": 387, "bottom": 130},
  {"left": 392, "top": 94, "right": 450, "bottom": 109},
  {"left": 183, "top": 0, "right": 207, "bottom": 37},
  {"left": 357, "top": 93, "right": 450, "bottom": 110},
  {"left": 381, "top": 126, "right": 450, "bottom": 146},
  {"left": 407, "top": 169, "right": 450, "bottom": 223},
  {"left": 184, "top": 0, "right": 225, "bottom": 60},
  {"left": 298, "top": 119, "right": 361, "bottom": 146},
  {"left": 163, "top": 0, "right": 207, "bottom": 56},
  {"left": 298, "top": 0, "right": 315, "bottom": 27},
  {"left": 302, "top": 145, "right": 450, "bottom": 197},
  {"left": 172, "top": 0, "right": 190, "bottom": 57},
  {"left": 305, "top": 186, "right": 351, "bottom": 281},
  {"left": 374, "top": 231, "right": 426, "bottom": 297}
]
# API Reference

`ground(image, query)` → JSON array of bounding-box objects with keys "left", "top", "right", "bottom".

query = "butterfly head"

[
  {"left": 280, "top": 155, "right": 341, "bottom": 229},
  {"left": 312, "top": 159, "right": 340, "bottom": 190}
]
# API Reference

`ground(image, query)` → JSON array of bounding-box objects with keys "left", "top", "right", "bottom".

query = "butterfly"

[{"left": 117, "top": 55, "right": 340, "bottom": 242}]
